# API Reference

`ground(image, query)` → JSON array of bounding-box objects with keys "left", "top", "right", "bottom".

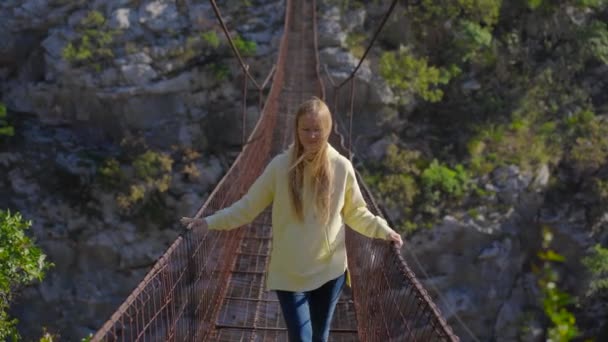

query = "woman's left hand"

[{"left": 387, "top": 230, "right": 403, "bottom": 248}]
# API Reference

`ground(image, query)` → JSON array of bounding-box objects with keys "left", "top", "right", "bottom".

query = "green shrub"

[
  {"left": 39, "top": 329, "right": 58, "bottom": 342},
  {"left": 569, "top": 117, "right": 608, "bottom": 172},
  {"left": 366, "top": 145, "right": 478, "bottom": 230},
  {"left": 62, "top": 11, "right": 118, "bottom": 67},
  {"left": 0, "top": 103, "right": 13, "bottom": 137},
  {"left": 133, "top": 151, "right": 172, "bottom": 182},
  {"left": 576, "top": 0, "right": 607, "bottom": 8},
  {"left": 581, "top": 20, "right": 608, "bottom": 65},
  {"left": 384, "top": 144, "right": 422, "bottom": 175},
  {"left": 582, "top": 244, "right": 608, "bottom": 296},
  {"left": 595, "top": 178, "right": 608, "bottom": 203},
  {"left": 202, "top": 31, "right": 220, "bottom": 49},
  {"left": 80, "top": 10, "right": 105, "bottom": 28},
  {"left": 379, "top": 47, "right": 456, "bottom": 104},
  {"left": 453, "top": 20, "right": 495, "bottom": 63},
  {"left": 97, "top": 148, "right": 174, "bottom": 214},
  {"left": 421, "top": 160, "right": 472, "bottom": 199},
  {"left": 465, "top": 68, "right": 589, "bottom": 174},
  {"left": 469, "top": 120, "right": 558, "bottom": 174},
  {"left": 116, "top": 184, "right": 146, "bottom": 210},
  {"left": 412, "top": 0, "right": 501, "bottom": 27},
  {"left": 210, "top": 63, "right": 230, "bottom": 80},
  {"left": 233, "top": 35, "right": 257, "bottom": 57},
  {"left": 536, "top": 227, "right": 580, "bottom": 341},
  {"left": 112, "top": 151, "right": 173, "bottom": 213},
  {"left": 527, "top": 0, "right": 543, "bottom": 9},
  {"left": 564, "top": 110, "right": 595, "bottom": 134},
  {"left": 98, "top": 158, "right": 124, "bottom": 188},
  {"left": 362, "top": 144, "right": 423, "bottom": 233},
  {"left": 363, "top": 145, "right": 422, "bottom": 206},
  {"left": 0, "top": 210, "right": 52, "bottom": 341},
  {"left": 345, "top": 32, "right": 366, "bottom": 59},
  {"left": 376, "top": 174, "right": 419, "bottom": 209}
]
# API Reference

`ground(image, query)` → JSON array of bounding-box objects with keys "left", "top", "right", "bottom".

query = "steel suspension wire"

[
  {"left": 335, "top": 0, "right": 399, "bottom": 88},
  {"left": 209, "top": 0, "right": 262, "bottom": 90},
  {"left": 209, "top": 0, "right": 276, "bottom": 148}
]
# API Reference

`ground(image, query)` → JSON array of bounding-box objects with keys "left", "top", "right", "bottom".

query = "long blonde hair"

[{"left": 288, "top": 97, "right": 333, "bottom": 223}]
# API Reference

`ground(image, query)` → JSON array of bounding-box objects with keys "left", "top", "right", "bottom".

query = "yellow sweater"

[{"left": 205, "top": 143, "right": 393, "bottom": 292}]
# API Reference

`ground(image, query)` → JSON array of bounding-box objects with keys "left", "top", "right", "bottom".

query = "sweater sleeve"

[
  {"left": 205, "top": 158, "right": 276, "bottom": 231},
  {"left": 342, "top": 162, "right": 392, "bottom": 239}
]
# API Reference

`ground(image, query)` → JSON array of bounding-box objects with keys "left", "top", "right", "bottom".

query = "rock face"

[
  {"left": 403, "top": 163, "right": 603, "bottom": 341},
  {"left": 3, "top": 117, "right": 225, "bottom": 340},
  {"left": 1, "top": 0, "right": 284, "bottom": 148}
]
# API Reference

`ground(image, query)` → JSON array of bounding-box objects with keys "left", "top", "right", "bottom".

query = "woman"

[{"left": 181, "top": 97, "right": 403, "bottom": 342}]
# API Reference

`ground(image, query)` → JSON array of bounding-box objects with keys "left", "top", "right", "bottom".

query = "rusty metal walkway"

[{"left": 91, "top": 0, "right": 459, "bottom": 341}]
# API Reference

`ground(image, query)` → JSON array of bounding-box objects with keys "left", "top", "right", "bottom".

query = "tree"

[{"left": 0, "top": 210, "right": 52, "bottom": 341}]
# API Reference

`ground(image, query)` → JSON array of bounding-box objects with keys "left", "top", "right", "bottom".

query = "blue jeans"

[{"left": 276, "top": 272, "right": 346, "bottom": 342}]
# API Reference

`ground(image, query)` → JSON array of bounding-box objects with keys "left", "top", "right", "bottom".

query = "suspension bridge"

[{"left": 91, "top": 0, "right": 460, "bottom": 340}]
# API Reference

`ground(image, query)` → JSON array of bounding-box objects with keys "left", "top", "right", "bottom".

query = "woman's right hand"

[
  {"left": 387, "top": 229, "right": 403, "bottom": 248},
  {"left": 180, "top": 217, "right": 208, "bottom": 230}
]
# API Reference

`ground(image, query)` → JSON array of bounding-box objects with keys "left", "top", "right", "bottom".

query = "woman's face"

[{"left": 298, "top": 113, "right": 327, "bottom": 153}]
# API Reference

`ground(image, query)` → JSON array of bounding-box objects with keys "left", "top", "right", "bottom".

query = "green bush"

[
  {"left": 376, "top": 174, "right": 419, "bottom": 209},
  {"left": 465, "top": 68, "right": 591, "bottom": 175},
  {"left": 133, "top": 151, "right": 172, "bottom": 183},
  {"left": 96, "top": 146, "right": 175, "bottom": 214},
  {"left": 98, "top": 158, "right": 124, "bottom": 188},
  {"left": 202, "top": 31, "right": 220, "bottom": 49},
  {"left": 468, "top": 119, "right": 558, "bottom": 174},
  {"left": 569, "top": 117, "right": 608, "bottom": 173},
  {"left": 365, "top": 145, "right": 478, "bottom": 230},
  {"left": 363, "top": 145, "right": 422, "bottom": 208},
  {"left": 0, "top": 103, "right": 13, "bottom": 137},
  {"left": 564, "top": 110, "right": 595, "bottom": 134},
  {"left": 233, "top": 35, "right": 257, "bottom": 57},
  {"left": 416, "top": 0, "right": 502, "bottom": 26},
  {"left": 62, "top": 11, "right": 118, "bottom": 67},
  {"left": 384, "top": 144, "right": 422, "bottom": 175},
  {"left": 114, "top": 150, "right": 173, "bottom": 213},
  {"left": 536, "top": 227, "right": 580, "bottom": 341},
  {"left": 345, "top": 32, "right": 366, "bottom": 59},
  {"left": 362, "top": 144, "right": 422, "bottom": 233},
  {"left": 210, "top": 63, "right": 230, "bottom": 81},
  {"left": 594, "top": 178, "right": 608, "bottom": 203},
  {"left": 582, "top": 244, "right": 608, "bottom": 296},
  {"left": 421, "top": 160, "right": 472, "bottom": 199},
  {"left": 581, "top": 20, "right": 608, "bottom": 65},
  {"left": 453, "top": 20, "right": 495, "bottom": 63},
  {"left": 527, "top": 0, "right": 543, "bottom": 9},
  {"left": 0, "top": 210, "right": 52, "bottom": 341},
  {"left": 379, "top": 47, "right": 456, "bottom": 104},
  {"left": 576, "top": 0, "right": 607, "bottom": 8}
]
